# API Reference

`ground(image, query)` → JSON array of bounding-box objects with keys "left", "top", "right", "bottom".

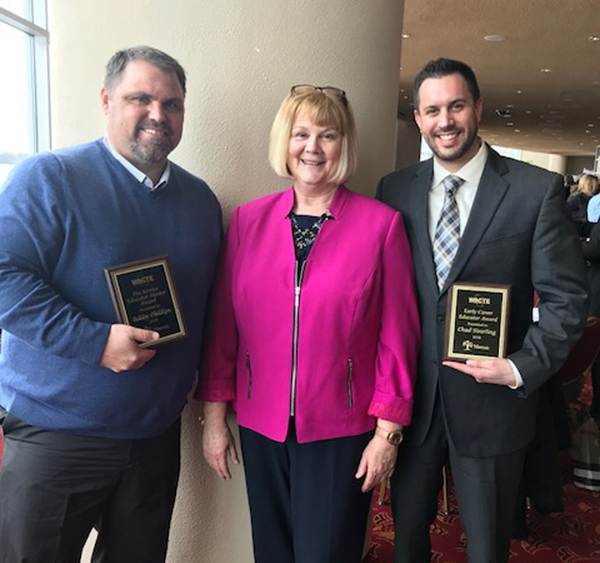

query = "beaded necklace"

[{"left": 290, "top": 212, "right": 329, "bottom": 261}]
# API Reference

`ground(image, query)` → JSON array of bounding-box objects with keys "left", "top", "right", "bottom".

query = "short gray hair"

[{"left": 104, "top": 46, "right": 187, "bottom": 96}]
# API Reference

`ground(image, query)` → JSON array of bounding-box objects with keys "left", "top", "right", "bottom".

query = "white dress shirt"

[{"left": 428, "top": 141, "right": 488, "bottom": 241}]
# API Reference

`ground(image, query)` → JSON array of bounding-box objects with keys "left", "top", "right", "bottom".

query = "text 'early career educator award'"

[
  {"left": 444, "top": 282, "right": 511, "bottom": 361},
  {"left": 104, "top": 256, "right": 186, "bottom": 347}
]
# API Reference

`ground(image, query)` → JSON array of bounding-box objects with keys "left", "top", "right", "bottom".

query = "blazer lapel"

[
  {"left": 442, "top": 148, "right": 510, "bottom": 292},
  {"left": 410, "top": 161, "right": 439, "bottom": 297}
]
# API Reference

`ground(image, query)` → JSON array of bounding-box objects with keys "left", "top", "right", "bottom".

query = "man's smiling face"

[
  {"left": 414, "top": 73, "right": 482, "bottom": 171},
  {"left": 102, "top": 59, "right": 185, "bottom": 179}
]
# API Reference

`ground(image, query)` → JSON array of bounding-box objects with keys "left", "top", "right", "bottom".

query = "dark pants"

[
  {"left": 590, "top": 356, "right": 600, "bottom": 421},
  {"left": 0, "top": 407, "right": 180, "bottom": 563},
  {"left": 391, "top": 398, "right": 526, "bottom": 563},
  {"left": 240, "top": 422, "right": 373, "bottom": 563}
]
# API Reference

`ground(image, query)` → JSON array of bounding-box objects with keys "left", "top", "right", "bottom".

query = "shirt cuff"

[{"left": 507, "top": 359, "right": 524, "bottom": 389}]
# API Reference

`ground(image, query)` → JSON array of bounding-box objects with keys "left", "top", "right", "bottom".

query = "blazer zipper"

[
  {"left": 290, "top": 259, "right": 306, "bottom": 416},
  {"left": 246, "top": 352, "right": 253, "bottom": 399},
  {"left": 289, "top": 214, "right": 329, "bottom": 417},
  {"left": 347, "top": 358, "right": 354, "bottom": 409}
]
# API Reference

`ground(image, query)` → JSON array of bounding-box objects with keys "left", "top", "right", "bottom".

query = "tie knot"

[{"left": 443, "top": 175, "right": 464, "bottom": 197}]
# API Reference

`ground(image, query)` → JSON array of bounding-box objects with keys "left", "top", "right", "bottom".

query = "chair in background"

[
  {"left": 561, "top": 316, "right": 600, "bottom": 491},
  {"left": 560, "top": 316, "right": 600, "bottom": 404}
]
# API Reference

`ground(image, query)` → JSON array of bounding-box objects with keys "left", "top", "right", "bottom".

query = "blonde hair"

[
  {"left": 269, "top": 88, "right": 358, "bottom": 185},
  {"left": 578, "top": 174, "right": 600, "bottom": 197}
]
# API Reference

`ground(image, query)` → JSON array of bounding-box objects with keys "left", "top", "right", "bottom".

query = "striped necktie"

[{"left": 433, "top": 175, "right": 464, "bottom": 291}]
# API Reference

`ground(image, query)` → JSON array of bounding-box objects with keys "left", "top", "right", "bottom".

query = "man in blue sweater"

[{"left": 0, "top": 46, "right": 222, "bottom": 562}]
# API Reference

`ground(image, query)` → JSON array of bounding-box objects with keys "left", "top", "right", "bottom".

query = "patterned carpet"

[
  {"left": 367, "top": 465, "right": 600, "bottom": 563},
  {"left": 366, "top": 381, "right": 600, "bottom": 563}
]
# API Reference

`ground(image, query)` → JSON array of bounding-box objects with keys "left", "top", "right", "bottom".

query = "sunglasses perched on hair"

[{"left": 291, "top": 85, "right": 347, "bottom": 106}]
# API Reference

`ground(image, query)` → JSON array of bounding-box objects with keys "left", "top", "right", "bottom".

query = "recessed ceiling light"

[
  {"left": 402, "top": 33, "right": 411, "bottom": 39},
  {"left": 506, "top": 104, "right": 514, "bottom": 108},
  {"left": 517, "top": 90, "right": 522, "bottom": 94},
  {"left": 507, "top": 122, "right": 514, "bottom": 126},
  {"left": 586, "top": 130, "right": 591, "bottom": 133},
  {"left": 588, "top": 35, "right": 600, "bottom": 42},
  {"left": 526, "top": 110, "right": 532, "bottom": 114},
  {"left": 484, "top": 34, "right": 508, "bottom": 42},
  {"left": 515, "top": 129, "right": 521, "bottom": 133},
  {"left": 541, "top": 68, "right": 552, "bottom": 73},
  {"left": 588, "top": 124, "right": 595, "bottom": 127}
]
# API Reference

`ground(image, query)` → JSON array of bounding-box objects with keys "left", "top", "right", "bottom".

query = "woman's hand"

[
  {"left": 355, "top": 435, "right": 398, "bottom": 493},
  {"left": 201, "top": 403, "right": 239, "bottom": 480}
]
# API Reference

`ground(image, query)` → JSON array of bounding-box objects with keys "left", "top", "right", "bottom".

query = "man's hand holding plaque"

[
  {"left": 99, "top": 325, "right": 160, "bottom": 373},
  {"left": 442, "top": 357, "right": 519, "bottom": 387}
]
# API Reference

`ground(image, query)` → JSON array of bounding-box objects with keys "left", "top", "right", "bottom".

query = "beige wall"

[
  {"left": 565, "top": 154, "right": 595, "bottom": 176},
  {"left": 395, "top": 116, "right": 421, "bottom": 170},
  {"left": 520, "top": 149, "right": 567, "bottom": 175},
  {"left": 47, "top": 1, "right": 405, "bottom": 561}
]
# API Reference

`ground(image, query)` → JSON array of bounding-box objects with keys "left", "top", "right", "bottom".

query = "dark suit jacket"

[
  {"left": 582, "top": 222, "right": 600, "bottom": 315},
  {"left": 376, "top": 146, "right": 589, "bottom": 458}
]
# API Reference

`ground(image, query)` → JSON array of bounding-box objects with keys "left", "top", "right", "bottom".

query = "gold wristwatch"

[{"left": 375, "top": 426, "right": 404, "bottom": 447}]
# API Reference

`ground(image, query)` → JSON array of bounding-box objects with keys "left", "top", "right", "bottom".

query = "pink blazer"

[{"left": 196, "top": 186, "right": 420, "bottom": 443}]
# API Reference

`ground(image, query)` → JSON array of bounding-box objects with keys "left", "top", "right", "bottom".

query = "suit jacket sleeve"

[
  {"left": 509, "top": 174, "right": 589, "bottom": 395},
  {"left": 582, "top": 223, "right": 600, "bottom": 262}
]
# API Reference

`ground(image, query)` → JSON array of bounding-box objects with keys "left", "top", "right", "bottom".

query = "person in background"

[
  {"left": 567, "top": 173, "right": 600, "bottom": 237},
  {"left": 377, "top": 58, "right": 589, "bottom": 563},
  {"left": 196, "top": 85, "right": 419, "bottom": 563},
  {"left": 0, "top": 46, "right": 222, "bottom": 563},
  {"left": 583, "top": 218, "right": 600, "bottom": 422},
  {"left": 587, "top": 188, "right": 600, "bottom": 224}
]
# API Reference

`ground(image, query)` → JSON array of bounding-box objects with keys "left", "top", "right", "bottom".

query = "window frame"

[{"left": 0, "top": 0, "right": 50, "bottom": 166}]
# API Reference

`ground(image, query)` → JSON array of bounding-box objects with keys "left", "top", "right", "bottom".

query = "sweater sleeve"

[
  {"left": 0, "top": 155, "right": 111, "bottom": 363},
  {"left": 194, "top": 206, "right": 241, "bottom": 402},
  {"left": 367, "top": 212, "right": 420, "bottom": 425}
]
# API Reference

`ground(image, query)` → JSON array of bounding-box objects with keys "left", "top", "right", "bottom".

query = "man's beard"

[
  {"left": 428, "top": 128, "right": 477, "bottom": 163},
  {"left": 129, "top": 123, "right": 174, "bottom": 164}
]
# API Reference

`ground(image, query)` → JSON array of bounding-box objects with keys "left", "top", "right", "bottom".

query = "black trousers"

[
  {"left": 240, "top": 422, "right": 373, "bottom": 563},
  {"left": 0, "top": 407, "right": 180, "bottom": 563},
  {"left": 391, "top": 397, "right": 526, "bottom": 563}
]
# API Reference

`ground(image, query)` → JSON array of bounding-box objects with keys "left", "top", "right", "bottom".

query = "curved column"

[{"left": 48, "top": 1, "right": 405, "bottom": 560}]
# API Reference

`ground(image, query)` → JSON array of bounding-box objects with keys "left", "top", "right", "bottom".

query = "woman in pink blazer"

[{"left": 196, "top": 86, "right": 419, "bottom": 563}]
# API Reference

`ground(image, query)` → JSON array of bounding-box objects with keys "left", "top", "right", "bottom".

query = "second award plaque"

[
  {"left": 444, "top": 282, "right": 511, "bottom": 361},
  {"left": 104, "top": 256, "right": 186, "bottom": 347}
]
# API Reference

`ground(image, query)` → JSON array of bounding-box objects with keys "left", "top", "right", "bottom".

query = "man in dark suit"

[{"left": 376, "top": 58, "right": 589, "bottom": 563}]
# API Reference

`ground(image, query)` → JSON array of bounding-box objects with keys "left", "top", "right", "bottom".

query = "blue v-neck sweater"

[{"left": 0, "top": 140, "right": 222, "bottom": 438}]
